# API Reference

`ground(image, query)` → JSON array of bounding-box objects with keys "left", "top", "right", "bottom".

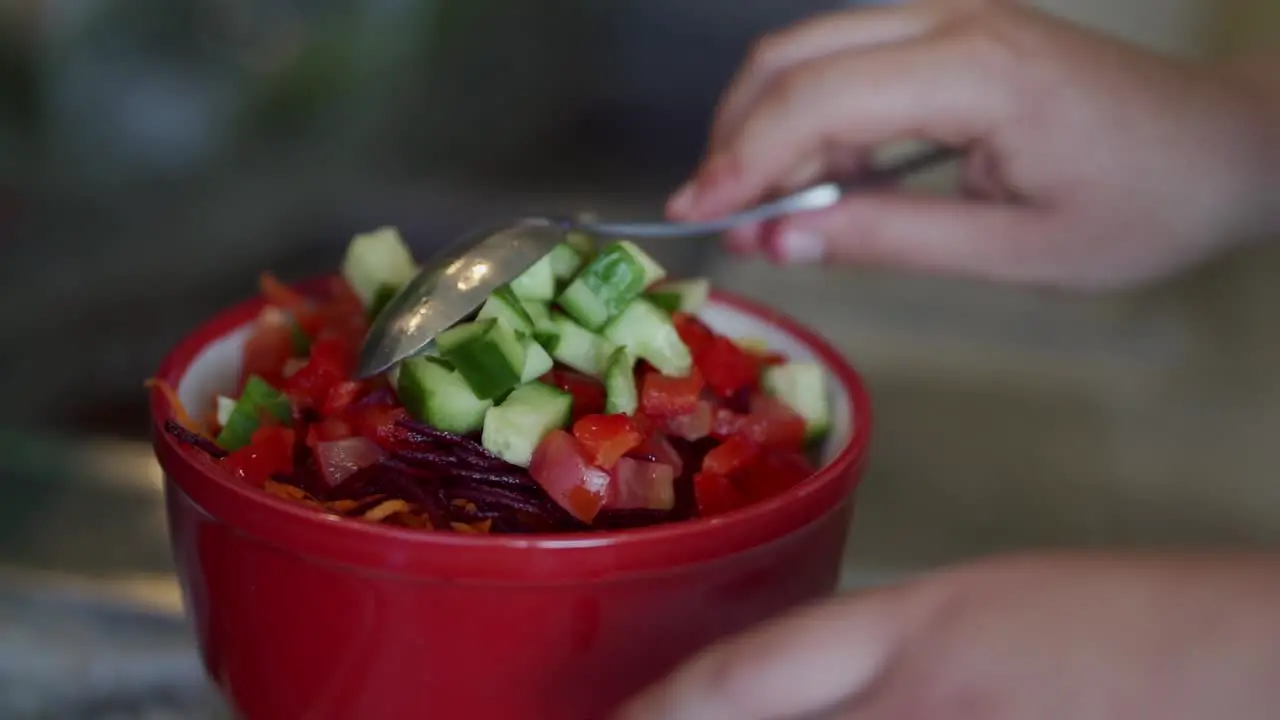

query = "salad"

[{"left": 153, "top": 227, "right": 833, "bottom": 533}]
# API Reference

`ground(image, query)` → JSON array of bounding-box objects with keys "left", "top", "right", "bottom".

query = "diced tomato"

[
  {"left": 640, "top": 369, "right": 705, "bottom": 417},
  {"left": 222, "top": 426, "right": 295, "bottom": 488},
  {"left": 283, "top": 335, "right": 355, "bottom": 408},
  {"left": 629, "top": 432, "right": 684, "bottom": 477},
  {"left": 734, "top": 451, "right": 814, "bottom": 503},
  {"left": 662, "top": 399, "right": 713, "bottom": 440},
  {"left": 701, "top": 435, "right": 760, "bottom": 476},
  {"left": 345, "top": 404, "right": 410, "bottom": 447},
  {"left": 609, "top": 457, "right": 676, "bottom": 511},
  {"left": 541, "top": 369, "right": 607, "bottom": 422},
  {"left": 711, "top": 407, "right": 745, "bottom": 439},
  {"left": 744, "top": 395, "right": 808, "bottom": 450},
  {"left": 572, "top": 414, "right": 644, "bottom": 469},
  {"left": 712, "top": 396, "right": 806, "bottom": 450},
  {"left": 673, "top": 313, "right": 715, "bottom": 358},
  {"left": 529, "top": 430, "right": 614, "bottom": 524},
  {"left": 259, "top": 272, "right": 309, "bottom": 312},
  {"left": 696, "top": 336, "right": 759, "bottom": 398},
  {"left": 693, "top": 471, "right": 748, "bottom": 517},
  {"left": 240, "top": 308, "right": 297, "bottom": 390},
  {"left": 313, "top": 436, "right": 385, "bottom": 487},
  {"left": 321, "top": 380, "right": 365, "bottom": 417},
  {"left": 309, "top": 417, "right": 353, "bottom": 443}
]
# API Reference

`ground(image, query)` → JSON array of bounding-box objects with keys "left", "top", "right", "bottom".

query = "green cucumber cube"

[{"left": 436, "top": 318, "right": 527, "bottom": 400}]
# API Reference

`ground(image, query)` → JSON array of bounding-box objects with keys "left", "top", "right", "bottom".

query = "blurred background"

[{"left": 0, "top": 0, "right": 1277, "bottom": 716}]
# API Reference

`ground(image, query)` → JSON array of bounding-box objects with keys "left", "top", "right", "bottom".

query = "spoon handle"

[{"left": 580, "top": 146, "right": 962, "bottom": 240}]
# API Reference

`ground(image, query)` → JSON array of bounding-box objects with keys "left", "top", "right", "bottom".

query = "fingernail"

[
  {"left": 667, "top": 181, "right": 698, "bottom": 218},
  {"left": 775, "top": 229, "right": 826, "bottom": 264}
]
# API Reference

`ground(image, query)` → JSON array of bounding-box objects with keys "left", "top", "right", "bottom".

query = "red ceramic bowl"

[{"left": 150, "top": 281, "right": 872, "bottom": 720}]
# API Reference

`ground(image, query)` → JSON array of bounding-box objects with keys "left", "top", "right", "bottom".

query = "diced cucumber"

[
  {"left": 436, "top": 318, "right": 527, "bottom": 400},
  {"left": 603, "top": 348, "right": 638, "bottom": 415},
  {"left": 340, "top": 226, "right": 419, "bottom": 307},
  {"left": 215, "top": 396, "right": 237, "bottom": 427},
  {"left": 215, "top": 376, "right": 293, "bottom": 451},
  {"left": 564, "top": 230, "right": 596, "bottom": 260},
  {"left": 602, "top": 298, "right": 692, "bottom": 377},
  {"left": 398, "top": 356, "right": 493, "bottom": 435},
  {"left": 762, "top": 362, "right": 832, "bottom": 441},
  {"left": 520, "top": 300, "right": 555, "bottom": 335},
  {"left": 547, "top": 243, "right": 586, "bottom": 282},
  {"left": 477, "top": 286, "right": 535, "bottom": 336},
  {"left": 521, "top": 337, "right": 555, "bottom": 382},
  {"left": 538, "top": 311, "right": 617, "bottom": 377},
  {"left": 367, "top": 282, "right": 401, "bottom": 321},
  {"left": 509, "top": 255, "right": 556, "bottom": 301},
  {"left": 482, "top": 382, "right": 573, "bottom": 467},
  {"left": 557, "top": 241, "right": 668, "bottom": 330},
  {"left": 647, "top": 277, "right": 711, "bottom": 314}
]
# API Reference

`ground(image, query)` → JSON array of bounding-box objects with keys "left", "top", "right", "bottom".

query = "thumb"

[
  {"left": 762, "top": 194, "right": 1055, "bottom": 285},
  {"left": 613, "top": 587, "right": 914, "bottom": 720}
]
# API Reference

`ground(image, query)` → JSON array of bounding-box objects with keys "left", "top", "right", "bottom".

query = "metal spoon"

[{"left": 357, "top": 146, "right": 960, "bottom": 378}]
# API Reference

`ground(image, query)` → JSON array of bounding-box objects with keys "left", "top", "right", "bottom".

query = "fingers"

[
  {"left": 708, "top": 5, "right": 944, "bottom": 156},
  {"left": 614, "top": 589, "right": 907, "bottom": 720},
  {"left": 671, "top": 31, "right": 1012, "bottom": 222},
  {"left": 758, "top": 193, "right": 1056, "bottom": 285}
]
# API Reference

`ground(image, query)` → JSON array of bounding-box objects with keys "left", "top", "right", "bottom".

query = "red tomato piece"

[
  {"left": 313, "top": 436, "right": 385, "bottom": 487},
  {"left": 541, "top": 369, "right": 607, "bottom": 421},
  {"left": 309, "top": 417, "right": 353, "bottom": 443},
  {"left": 572, "top": 414, "right": 644, "bottom": 469},
  {"left": 710, "top": 406, "right": 746, "bottom": 440},
  {"left": 609, "top": 457, "right": 676, "bottom": 511},
  {"left": 529, "top": 430, "right": 614, "bottom": 524},
  {"left": 629, "top": 432, "right": 684, "bottom": 478},
  {"left": 744, "top": 395, "right": 808, "bottom": 451},
  {"left": 693, "top": 471, "right": 748, "bottom": 517},
  {"left": 640, "top": 369, "right": 705, "bottom": 417},
  {"left": 283, "top": 335, "right": 354, "bottom": 408},
  {"left": 345, "top": 404, "right": 410, "bottom": 448},
  {"left": 734, "top": 451, "right": 815, "bottom": 503},
  {"left": 701, "top": 435, "right": 760, "bottom": 476},
  {"left": 696, "top": 336, "right": 760, "bottom": 398},
  {"left": 662, "top": 399, "right": 713, "bottom": 441},
  {"left": 240, "top": 308, "right": 297, "bottom": 390},
  {"left": 222, "top": 426, "right": 295, "bottom": 488},
  {"left": 258, "top": 272, "right": 309, "bottom": 311},
  {"left": 672, "top": 312, "right": 715, "bottom": 358},
  {"left": 321, "top": 380, "right": 365, "bottom": 417}
]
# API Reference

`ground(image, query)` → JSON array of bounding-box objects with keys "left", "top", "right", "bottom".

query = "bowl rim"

[{"left": 151, "top": 280, "right": 872, "bottom": 580}]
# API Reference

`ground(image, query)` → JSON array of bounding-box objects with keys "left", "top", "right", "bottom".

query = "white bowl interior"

[{"left": 177, "top": 300, "right": 856, "bottom": 464}]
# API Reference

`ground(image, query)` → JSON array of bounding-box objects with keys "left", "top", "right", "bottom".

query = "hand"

[
  {"left": 617, "top": 552, "right": 1280, "bottom": 719},
  {"left": 669, "top": 2, "right": 1280, "bottom": 289}
]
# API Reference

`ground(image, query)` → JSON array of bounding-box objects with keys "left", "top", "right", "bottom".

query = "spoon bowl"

[{"left": 358, "top": 218, "right": 568, "bottom": 377}]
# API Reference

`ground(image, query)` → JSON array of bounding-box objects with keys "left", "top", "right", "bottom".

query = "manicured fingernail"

[
  {"left": 667, "top": 181, "right": 698, "bottom": 218},
  {"left": 776, "top": 230, "right": 826, "bottom": 264}
]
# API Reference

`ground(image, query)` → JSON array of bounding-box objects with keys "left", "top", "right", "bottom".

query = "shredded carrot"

[
  {"left": 326, "top": 499, "right": 361, "bottom": 514},
  {"left": 363, "top": 499, "right": 411, "bottom": 522},
  {"left": 259, "top": 272, "right": 309, "bottom": 310},
  {"left": 451, "top": 519, "right": 493, "bottom": 534},
  {"left": 144, "top": 378, "right": 203, "bottom": 434},
  {"left": 387, "top": 512, "right": 433, "bottom": 530},
  {"left": 264, "top": 479, "right": 314, "bottom": 503}
]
